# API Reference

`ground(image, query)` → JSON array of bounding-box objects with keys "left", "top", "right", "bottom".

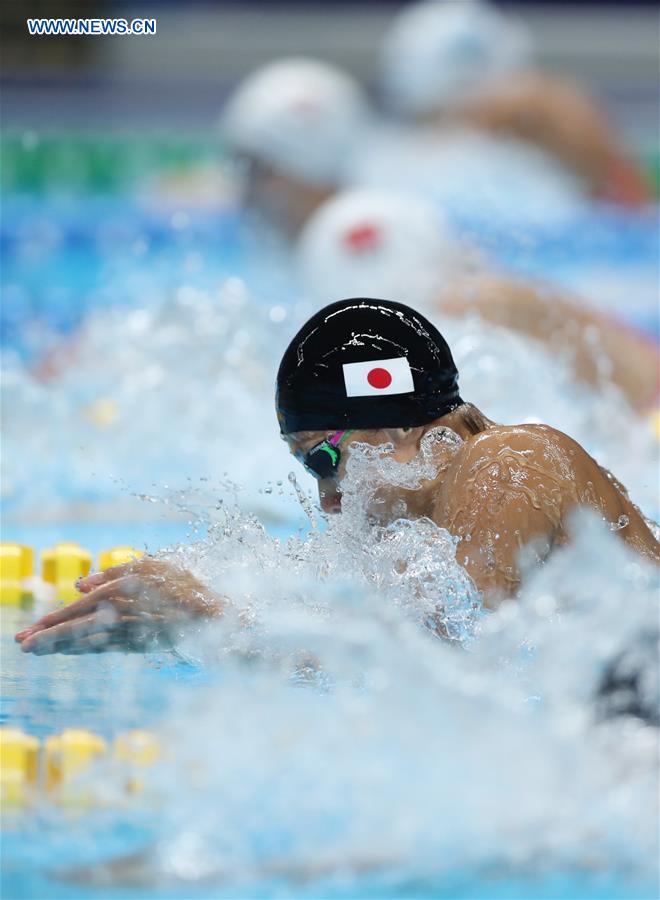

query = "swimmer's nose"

[{"left": 318, "top": 482, "right": 342, "bottom": 514}]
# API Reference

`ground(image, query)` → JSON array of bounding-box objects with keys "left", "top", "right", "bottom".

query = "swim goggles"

[{"left": 297, "top": 430, "right": 354, "bottom": 480}]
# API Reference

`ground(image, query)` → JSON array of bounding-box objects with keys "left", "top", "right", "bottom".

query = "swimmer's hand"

[{"left": 14, "top": 558, "right": 224, "bottom": 655}]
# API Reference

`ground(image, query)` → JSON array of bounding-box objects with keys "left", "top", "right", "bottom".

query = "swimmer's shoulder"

[
  {"left": 457, "top": 421, "right": 573, "bottom": 456},
  {"left": 434, "top": 422, "right": 572, "bottom": 527},
  {"left": 446, "top": 421, "right": 586, "bottom": 481},
  {"left": 450, "top": 422, "right": 630, "bottom": 509}
]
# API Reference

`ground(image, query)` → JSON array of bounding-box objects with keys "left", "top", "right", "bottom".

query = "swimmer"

[
  {"left": 221, "top": 58, "right": 371, "bottom": 237},
  {"left": 15, "top": 298, "right": 659, "bottom": 655},
  {"left": 220, "top": 54, "right": 577, "bottom": 240},
  {"left": 298, "top": 189, "right": 659, "bottom": 412},
  {"left": 220, "top": 53, "right": 576, "bottom": 240},
  {"left": 380, "top": 0, "right": 650, "bottom": 206}
]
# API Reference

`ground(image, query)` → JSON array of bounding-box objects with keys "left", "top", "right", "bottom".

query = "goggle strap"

[{"left": 328, "top": 429, "right": 354, "bottom": 447}]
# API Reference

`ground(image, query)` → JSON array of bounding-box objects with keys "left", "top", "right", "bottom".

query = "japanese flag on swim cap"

[{"left": 276, "top": 298, "right": 462, "bottom": 433}]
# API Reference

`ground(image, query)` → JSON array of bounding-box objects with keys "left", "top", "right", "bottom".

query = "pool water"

[{"left": 2, "top": 506, "right": 659, "bottom": 899}]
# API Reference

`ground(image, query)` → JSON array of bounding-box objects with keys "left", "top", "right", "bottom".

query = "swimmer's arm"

[
  {"left": 432, "top": 432, "right": 560, "bottom": 606},
  {"left": 459, "top": 72, "right": 649, "bottom": 205},
  {"left": 438, "top": 273, "right": 658, "bottom": 412},
  {"left": 15, "top": 557, "right": 226, "bottom": 655}
]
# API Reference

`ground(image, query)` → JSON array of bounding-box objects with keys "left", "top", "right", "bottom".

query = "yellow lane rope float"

[
  {"left": 98, "top": 546, "right": 145, "bottom": 571},
  {"left": 650, "top": 408, "right": 660, "bottom": 441},
  {"left": 0, "top": 544, "right": 144, "bottom": 605},
  {"left": 0, "top": 728, "right": 39, "bottom": 807},
  {"left": 45, "top": 729, "right": 108, "bottom": 794},
  {"left": 0, "top": 545, "right": 34, "bottom": 606},
  {"left": 41, "top": 543, "right": 93, "bottom": 604},
  {"left": 1, "top": 727, "right": 161, "bottom": 813}
]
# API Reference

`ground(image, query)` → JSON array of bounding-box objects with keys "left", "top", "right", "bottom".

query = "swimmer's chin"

[{"left": 320, "top": 493, "right": 342, "bottom": 514}]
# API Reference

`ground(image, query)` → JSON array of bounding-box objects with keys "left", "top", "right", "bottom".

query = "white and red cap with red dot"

[
  {"left": 380, "top": 0, "right": 533, "bottom": 117},
  {"left": 296, "top": 187, "right": 463, "bottom": 308},
  {"left": 220, "top": 58, "right": 371, "bottom": 186}
]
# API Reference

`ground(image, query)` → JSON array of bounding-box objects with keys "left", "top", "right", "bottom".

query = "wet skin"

[
  {"left": 15, "top": 410, "right": 659, "bottom": 653},
  {"left": 437, "top": 273, "right": 659, "bottom": 413},
  {"left": 239, "top": 153, "right": 333, "bottom": 238},
  {"left": 287, "top": 416, "right": 660, "bottom": 603}
]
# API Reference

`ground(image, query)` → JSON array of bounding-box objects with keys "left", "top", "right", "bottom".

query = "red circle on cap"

[
  {"left": 367, "top": 367, "right": 392, "bottom": 389},
  {"left": 343, "top": 223, "right": 381, "bottom": 253}
]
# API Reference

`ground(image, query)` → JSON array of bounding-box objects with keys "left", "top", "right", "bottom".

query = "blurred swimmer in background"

[
  {"left": 154, "top": 4, "right": 650, "bottom": 234},
  {"left": 221, "top": 58, "right": 371, "bottom": 238},
  {"left": 16, "top": 298, "right": 659, "bottom": 655},
  {"left": 218, "top": 57, "right": 656, "bottom": 412},
  {"left": 296, "top": 189, "right": 659, "bottom": 414},
  {"left": 380, "top": 0, "right": 650, "bottom": 207},
  {"left": 219, "top": 43, "right": 650, "bottom": 246},
  {"left": 219, "top": 54, "right": 582, "bottom": 237}
]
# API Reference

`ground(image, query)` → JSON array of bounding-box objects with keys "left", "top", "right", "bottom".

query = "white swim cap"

[
  {"left": 296, "top": 187, "right": 462, "bottom": 307},
  {"left": 381, "top": 0, "right": 533, "bottom": 116},
  {"left": 221, "top": 58, "right": 370, "bottom": 186}
]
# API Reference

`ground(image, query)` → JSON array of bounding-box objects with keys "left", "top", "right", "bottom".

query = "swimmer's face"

[
  {"left": 283, "top": 427, "right": 421, "bottom": 514},
  {"left": 235, "top": 152, "right": 333, "bottom": 237}
]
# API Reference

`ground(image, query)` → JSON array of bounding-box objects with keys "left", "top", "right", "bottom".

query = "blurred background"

[{"left": 2, "top": 2, "right": 658, "bottom": 182}]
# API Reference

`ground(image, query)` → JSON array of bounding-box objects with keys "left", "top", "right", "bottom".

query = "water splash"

[{"left": 125, "top": 505, "right": 658, "bottom": 896}]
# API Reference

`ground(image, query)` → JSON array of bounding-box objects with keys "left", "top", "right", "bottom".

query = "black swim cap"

[{"left": 276, "top": 297, "right": 463, "bottom": 433}]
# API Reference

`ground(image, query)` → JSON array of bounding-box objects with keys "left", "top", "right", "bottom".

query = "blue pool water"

[{"left": 2, "top": 195, "right": 658, "bottom": 359}]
